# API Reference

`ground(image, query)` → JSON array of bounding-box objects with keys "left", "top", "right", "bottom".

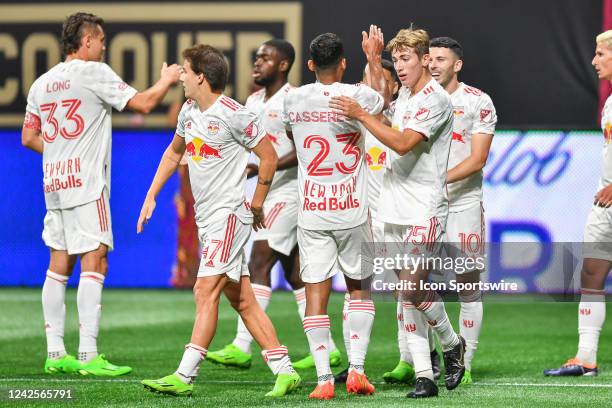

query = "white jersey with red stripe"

[
  {"left": 283, "top": 82, "right": 384, "bottom": 230},
  {"left": 365, "top": 130, "right": 388, "bottom": 221},
  {"left": 447, "top": 83, "right": 497, "bottom": 212},
  {"left": 600, "top": 93, "right": 612, "bottom": 189},
  {"left": 25, "top": 60, "right": 137, "bottom": 210},
  {"left": 380, "top": 79, "right": 453, "bottom": 225},
  {"left": 176, "top": 95, "right": 266, "bottom": 227},
  {"left": 245, "top": 83, "right": 297, "bottom": 192}
]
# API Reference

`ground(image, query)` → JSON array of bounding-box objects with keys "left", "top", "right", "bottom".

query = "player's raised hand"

[
  {"left": 329, "top": 96, "right": 366, "bottom": 120},
  {"left": 594, "top": 185, "right": 612, "bottom": 208},
  {"left": 137, "top": 197, "right": 157, "bottom": 233},
  {"left": 362, "top": 24, "right": 384, "bottom": 62},
  {"left": 160, "top": 62, "right": 182, "bottom": 84},
  {"left": 251, "top": 205, "right": 266, "bottom": 232}
]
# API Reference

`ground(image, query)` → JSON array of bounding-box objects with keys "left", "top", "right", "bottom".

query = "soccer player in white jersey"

[
  {"left": 544, "top": 29, "right": 612, "bottom": 378},
  {"left": 207, "top": 39, "right": 342, "bottom": 370},
  {"left": 331, "top": 27, "right": 465, "bottom": 398},
  {"left": 335, "top": 58, "right": 401, "bottom": 383},
  {"left": 138, "top": 45, "right": 300, "bottom": 397},
  {"left": 21, "top": 12, "right": 181, "bottom": 376},
  {"left": 418, "top": 37, "right": 497, "bottom": 385},
  {"left": 283, "top": 30, "right": 387, "bottom": 399}
]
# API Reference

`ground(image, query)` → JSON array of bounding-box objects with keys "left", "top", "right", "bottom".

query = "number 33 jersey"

[
  {"left": 283, "top": 82, "right": 383, "bottom": 230},
  {"left": 25, "top": 60, "right": 137, "bottom": 210}
]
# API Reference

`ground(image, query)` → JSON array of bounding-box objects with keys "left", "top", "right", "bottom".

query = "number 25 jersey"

[{"left": 283, "top": 82, "right": 383, "bottom": 230}]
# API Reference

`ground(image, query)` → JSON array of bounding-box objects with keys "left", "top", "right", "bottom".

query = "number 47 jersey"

[
  {"left": 283, "top": 82, "right": 384, "bottom": 230},
  {"left": 25, "top": 60, "right": 137, "bottom": 210}
]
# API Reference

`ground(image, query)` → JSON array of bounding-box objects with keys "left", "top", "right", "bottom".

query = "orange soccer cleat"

[
  {"left": 308, "top": 381, "right": 335, "bottom": 400},
  {"left": 346, "top": 370, "right": 375, "bottom": 396}
]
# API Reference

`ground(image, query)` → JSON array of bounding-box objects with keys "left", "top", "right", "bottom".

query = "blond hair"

[
  {"left": 597, "top": 30, "right": 612, "bottom": 48},
  {"left": 386, "top": 28, "right": 430, "bottom": 58}
]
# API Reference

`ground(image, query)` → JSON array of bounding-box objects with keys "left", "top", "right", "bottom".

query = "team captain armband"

[{"left": 23, "top": 112, "right": 41, "bottom": 131}]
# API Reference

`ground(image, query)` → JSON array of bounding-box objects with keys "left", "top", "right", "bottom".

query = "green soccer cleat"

[
  {"left": 44, "top": 354, "right": 81, "bottom": 374},
  {"left": 461, "top": 370, "right": 473, "bottom": 385},
  {"left": 383, "top": 360, "right": 416, "bottom": 384},
  {"left": 77, "top": 354, "right": 132, "bottom": 377},
  {"left": 265, "top": 372, "right": 302, "bottom": 397},
  {"left": 293, "top": 349, "right": 342, "bottom": 369},
  {"left": 206, "top": 344, "right": 252, "bottom": 369},
  {"left": 142, "top": 373, "right": 193, "bottom": 396}
]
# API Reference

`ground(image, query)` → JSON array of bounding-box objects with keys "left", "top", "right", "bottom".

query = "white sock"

[
  {"left": 42, "top": 270, "right": 68, "bottom": 359},
  {"left": 347, "top": 299, "right": 375, "bottom": 374},
  {"left": 342, "top": 293, "right": 351, "bottom": 360},
  {"left": 417, "top": 290, "right": 460, "bottom": 352},
  {"left": 397, "top": 300, "right": 413, "bottom": 364},
  {"left": 175, "top": 343, "right": 207, "bottom": 384},
  {"left": 262, "top": 345, "right": 295, "bottom": 375},
  {"left": 459, "top": 290, "right": 483, "bottom": 371},
  {"left": 77, "top": 272, "right": 104, "bottom": 362},
  {"left": 294, "top": 287, "right": 306, "bottom": 320},
  {"left": 428, "top": 326, "right": 436, "bottom": 353},
  {"left": 576, "top": 288, "right": 606, "bottom": 366},
  {"left": 303, "top": 315, "right": 333, "bottom": 384},
  {"left": 232, "top": 284, "right": 271, "bottom": 354},
  {"left": 403, "top": 302, "right": 433, "bottom": 380}
]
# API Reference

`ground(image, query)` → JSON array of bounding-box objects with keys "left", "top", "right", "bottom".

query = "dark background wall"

[{"left": 0, "top": 0, "right": 605, "bottom": 129}]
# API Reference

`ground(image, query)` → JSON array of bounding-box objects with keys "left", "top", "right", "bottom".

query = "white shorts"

[
  {"left": 198, "top": 212, "right": 251, "bottom": 282},
  {"left": 42, "top": 188, "right": 113, "bottom": 255},
  {"left": 583, "top": 205, "right": 612, "bottom": 262},
  {"left": 252, "top": 188, "right": 298, "bottom": 256},
  {"left": 444, "top": 204, "right": 485, "bottom": 274},
  {"left": 384, "top": 216, "right": 445, "bottom": 259},
  {"left": 297, "top": 221, "right": 374, "bottom": 284}
]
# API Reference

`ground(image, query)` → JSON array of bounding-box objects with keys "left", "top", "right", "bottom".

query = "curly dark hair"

[{"left": 61, "top": 12, "right": 104, "bottom": 56}]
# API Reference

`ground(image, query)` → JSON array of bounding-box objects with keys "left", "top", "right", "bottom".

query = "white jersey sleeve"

[
  {"left": 25, "top": 77, "right": 43, "bottom": 119},
  {"left": 404, "top": 90, "right": 450, "bottom": 141},
  {"left": 229, "top": 107, "right": 266, "bottom": 149},
  {"left": 84, "top": 63, "right": 137, "bottom": 112},
  {"left": 471, "top": 92, "right": 497, "bottom": 135},
  {"left": 354, "top": 84, "right": 384, "bottom": 115}
]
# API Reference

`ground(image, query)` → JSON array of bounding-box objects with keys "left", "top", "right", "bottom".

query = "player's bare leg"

[
  {"left": 344, "top": 276, "right": 376, "bottom": 396},
  {"left": 224, "top": 276, "right": 301, "bottom": 396},
  {"left": 43, "top": 249, "right": 79, "bottom": 374},
  {"left": 456, "top": 270, "right": 483, "bottom": 384},
  {"left": 217, "top": 241, "right": 276, "bottom": 366},
  {"left": 545, "top": 258, "right": 609, "bottom": 377},
  {"left": 400, "top": 266, "right": 464, "bottom": 397},
  {"left": 303, "top": 278, "right": 335, "bottom": 399}
]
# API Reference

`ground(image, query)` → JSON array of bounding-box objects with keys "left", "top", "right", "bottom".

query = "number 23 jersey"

[{"left": 283, "top": 82, "right": 383, "bottom": 230}]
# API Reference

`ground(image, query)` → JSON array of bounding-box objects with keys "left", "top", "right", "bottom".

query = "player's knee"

[{"left": 249, "top": 257, "right": 273, "bottom": 285}]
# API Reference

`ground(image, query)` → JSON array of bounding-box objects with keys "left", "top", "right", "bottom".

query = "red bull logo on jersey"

[
  {"left": 452, "top": 131, "right": 466, "bottom": 143},
  {"left": 453, "top": 106, "right": 465, "bottom": 116},
  {"left": 185, "top": 137, "right": 223, "bottom": 162},
  {"left": 365, "top": 146, "right": 387, "bottom": 171},
  {"left": 402, "top": 111, "right": 412, "bottom": 127},
  {"left": 207, "top": 121, "right": 219, "bottom": 135}
]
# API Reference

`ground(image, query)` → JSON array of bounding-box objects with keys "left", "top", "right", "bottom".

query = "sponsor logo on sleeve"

[
  {"left": 480, "top": 109, "right": 492, "bottom": 123},
  {"left": 244, "top": 121, "right": 259, "bottom": 138},
  {"left": 415, "top": 107, "right": 430, "bottom": 121}
]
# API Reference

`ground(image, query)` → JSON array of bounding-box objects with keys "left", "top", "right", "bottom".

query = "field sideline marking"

[{"left": 1, "top": 378, "right": 611, "bottom": 388}]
